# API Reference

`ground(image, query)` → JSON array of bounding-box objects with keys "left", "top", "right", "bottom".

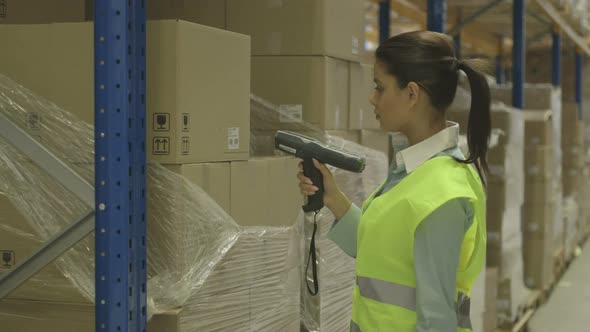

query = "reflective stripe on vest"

[
  {"left": 357, "top": 276, "right": 416, "bottom": 311},
  {"left": 354, "top": 276, "right": 473, "bottom": 330}
]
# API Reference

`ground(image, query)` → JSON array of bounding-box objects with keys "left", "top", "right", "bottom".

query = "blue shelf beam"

[
  {"left": 513, "top": 0, "right": 525, "bottom": 109},
  {"left": 379, "top": 0, "right": 391, "bottom": 43},
  {"left": 575, "top": 48, "right": 583, "bottom": 119},
  {"left": 552, "top": 26, "right": 561, "bottom": 87},
  {"left": 94, "top": 0, "right": 147, "bottom": 331},
  {"left": 427, "top": 0, "right": 446, "bottom": 33}
]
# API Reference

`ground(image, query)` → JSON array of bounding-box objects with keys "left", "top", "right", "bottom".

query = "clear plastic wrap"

[
  {"left": 0, "top": 74, "right": 303, "bottom": 331},
  {"left": 249, "top": 94, "right": 389, "bottom": 331}
]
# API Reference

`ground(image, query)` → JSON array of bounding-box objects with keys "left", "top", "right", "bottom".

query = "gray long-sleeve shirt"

[{"left": 328, "top": 124, "right": 475, "bottom": 331}]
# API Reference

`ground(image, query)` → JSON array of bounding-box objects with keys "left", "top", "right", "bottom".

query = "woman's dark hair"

[{"left": 375, "top": 30, "right": 491, "bottom": 183}]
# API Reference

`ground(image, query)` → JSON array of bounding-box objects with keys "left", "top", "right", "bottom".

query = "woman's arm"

[
  {"left": 414, "top": 198, "right": 474, "bottom": 332},
  {"left": 327, "top": 203, "right": 361, "bottom": 258}
]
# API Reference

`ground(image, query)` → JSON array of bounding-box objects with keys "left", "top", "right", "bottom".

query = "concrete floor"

[{"left": 529, "top": 242, "right": 590, "bottom": 332}]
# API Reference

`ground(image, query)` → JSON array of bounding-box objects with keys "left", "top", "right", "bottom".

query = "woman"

[{"left": 297, "top": 31, "right": 490, "bottom": 332}]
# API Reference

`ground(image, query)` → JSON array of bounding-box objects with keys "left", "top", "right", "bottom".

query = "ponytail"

[
  {"left": 456, "top": 60, "right": 491, "bottom": 184},
  {"left": 374, "top": 31, "right": 491, "bottom": 184}
]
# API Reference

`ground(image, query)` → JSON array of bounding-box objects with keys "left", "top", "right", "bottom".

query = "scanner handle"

[{"left": 302, "top": 158, "right": 324, "bottom": 212}]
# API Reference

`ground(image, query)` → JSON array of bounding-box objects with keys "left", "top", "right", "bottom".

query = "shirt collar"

[{"left": 394, "top": 121, "right": 460, "bottom": 173}]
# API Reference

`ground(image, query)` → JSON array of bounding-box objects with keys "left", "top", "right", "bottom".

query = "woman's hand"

[{"left": 296, "top": 159, "right": 352, "bottom": 220}]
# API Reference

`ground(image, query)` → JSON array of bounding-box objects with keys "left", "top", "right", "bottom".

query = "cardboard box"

[
  {"left": 487, "top": 145, "right": 508, "bottom": 169},
  {"left": 226, "top": 0, "right": 364, "bottom": 62},
  {"left": 448, "top": 105, "right": 524, "bottom": 147},
  {"left": 483, "top": 268, "right": 499, "bottom": 332},
  {"left": 522, "top": 203, "right": 555, "bottom": 289},
  {"left": 562, "top": 102, "right": 582, "bottom": 126},
  {"left": 561, "top": 102, "right": 583, "bottom": 145},
  {"left": 326, "top": 130, "right": 361, "bottom": 143},
  {"left": 164, "top": 163, "right": 231, "bottom": 213},
  {"left": 0, "top": 229, "right": 301, "bottom": 332},
  {"left": 523, "top": 202, "right": 555, "bottom": 235},
  {"left": 0, "top": 0, "right": 86, "bottom": 23},
  {"left": 524, "top": 146, "right": 554, "bottom": 179},
  {"left": 146, "top": 0, "right": 226, "bottom": 29},
  {"left": 490, "top": 84, "right": 556, "bottom": 111},
  {"left": 230, "top": 157, "right": 303, "bottom": 227},
  {"left": 251, "top": 56, "right": 349, "bottom": 130},
  {"left": 164, "top": 157, "right": 304, "bottom": 228},
  {"left": 496, "top": 278, "right": 512, "bottom": 328},
  {"left": 0, "top": 0, "right": 226, "bottom": 27},
  {"left": 563, "top": 146, "right": 585, "bottom": 170},
  {"left": 486, "top": 180, "right": 507, "bottom": 217},
  {"left": 525, "top": 113, "right": 553, "bottom": 146},
  {"left": 562, "top": 121, "right": 585, "bottom": 146},
  {"left": 146, "top": 20, "right": 250, "bottom": 163},
  {"left": 0, "top": 20, "right": 251, "bottom": 164},
  {"left": 487, "top": 143, "right": 525, "bottom": 185},
  {"left": 525, "top": 179, "right": 555, "bottom": 204},
  {"left": 0, "top": 192, "right": 94, "bottom": 304},
  {"left": 360, "top": 130, "right": 391, "bottom": 157},
  {"left": 349, "top": 63, "right": 380, "bottom": 130},
  {"left": 523, "top": 235, "right": 554, "bottom": 289},
  {"left": 563, "top": 167, "right": 583, "bottom": 196},
  {"left": 250, "top": 130, "right": 326, "bottom": 156}
]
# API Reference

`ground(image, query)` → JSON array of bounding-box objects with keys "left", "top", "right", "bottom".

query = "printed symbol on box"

[
  {"left": 27, "top": 112, "right": 41, "bottom": 131},
  {"left": 182, "top": 113, "right": 190, "bottom": 132},
  {"left": 153, "top": 137, "right": 170, "bottom": 155},
  {"left": 227, "top": 127, "right": 240, "bottom": 150},
  {"left": 181, "top": 137, "right": 189, "bottom": 155},
  {"left": 153, "top": 113, "right": 170, "bottom": 131},
  {"left": 1, "top": 251, "right": 15, "bottom": 268}
]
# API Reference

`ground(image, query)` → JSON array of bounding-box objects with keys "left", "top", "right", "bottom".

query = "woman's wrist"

[{"left": 326, "top": 191, "right": 352, "bottom": 220}]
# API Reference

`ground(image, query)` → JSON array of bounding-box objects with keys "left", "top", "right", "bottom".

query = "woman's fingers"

[
  {"left": 299, "top": 182, "right": 319, "bottom": 195},
  {"left": 297, "top": 171, "right": 313, "bottom": 185}
]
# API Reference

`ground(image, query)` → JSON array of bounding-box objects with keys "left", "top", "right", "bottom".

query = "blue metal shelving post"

[
  {"left": 513, "top": 0, "right": 525, "bottom": 109},
  {"left": 575, "top": 47, "right": 583, "bottom": 119},
  {"left": 379, "top": 0, "right": 390, "bottom": 44},
  {"left": 94, "top": 0, "right": 147, "bottom": 331},
  {"left": 552, "top": 26, "right": 561, "bottom": 87},
  {"left": 427, "top": 0, "right": 446, "bottom": 33}
]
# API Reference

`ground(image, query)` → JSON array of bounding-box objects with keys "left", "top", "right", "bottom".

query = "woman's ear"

[{"left": 406, "top": 82, "right": 420, "bottom": 109}]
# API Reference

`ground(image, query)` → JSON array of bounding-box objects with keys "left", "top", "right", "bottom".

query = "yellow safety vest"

[{"left": 350, "top": 156, "right": 486, "bottom": 332}]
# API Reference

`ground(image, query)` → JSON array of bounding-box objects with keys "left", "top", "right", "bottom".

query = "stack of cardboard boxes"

[
  {"left": 0, "top": 2, "right": 393, "bottom": 330},
  {"left": 522, "top": 110, "right": 556, "bottom": 290},
  {"left": 487, "top": 84, "right": 564, "bottom": 326},
  {"left": 0, "top": 5, "right": 306, "bottom": 331},
  {"left": 562, "top": 102, "right": 586, "bottom": 255},
  {"left": 448, "top": 104, "right": 525, "bottom": 332},
  {"left": 225, "top": 1, "right": 389, "bottom": 331},
  {"left": 236, "top": 0, "right": 391, "bottom": 162}
]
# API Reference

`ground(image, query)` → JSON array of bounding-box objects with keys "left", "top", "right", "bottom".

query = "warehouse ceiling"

[{"left": 365, "top": 0, "right": 589, "bottom": 60}]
